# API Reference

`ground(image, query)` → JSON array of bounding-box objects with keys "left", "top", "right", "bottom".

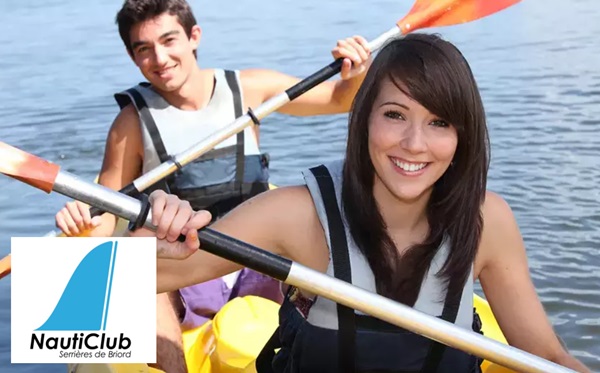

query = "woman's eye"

[
  {"left": 384, "top": 110, "right": 405, "bottom": 120},
  {"left": 430, "top": 119, "right": 449, "bottom": 127}
]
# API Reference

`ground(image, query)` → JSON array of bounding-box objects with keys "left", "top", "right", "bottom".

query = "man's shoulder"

[
  {"left": 238, "top": 68, "right": 278, "bottom": 83},
  {"left": 115, "top": 82, "right": 152, "bottom": 95},
  {"left": 238, "top": 68, "right": 290, "bottom": 105},
  {"left": 113, "top": 82, "right": 155, "bottom": 111},
  {"left": 111, "top": 103, "right": 141, "bottom": 133}
]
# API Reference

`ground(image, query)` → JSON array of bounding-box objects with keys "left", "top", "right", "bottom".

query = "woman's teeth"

[{"left": 392, "top": 158, "right": 427, "bottom": 172}]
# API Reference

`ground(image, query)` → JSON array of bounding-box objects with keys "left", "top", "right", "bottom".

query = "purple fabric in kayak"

[{"left": 178, "top": 268, "right": 284, "bottom": 330}]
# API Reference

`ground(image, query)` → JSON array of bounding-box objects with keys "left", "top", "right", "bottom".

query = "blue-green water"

[{"left": 0, "top": 0, "right": 598, "bottom": 371}]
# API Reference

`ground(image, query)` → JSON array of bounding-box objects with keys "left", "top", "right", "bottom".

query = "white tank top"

[
  {"left": 117, "top": 68, "right": 260, "bottom": 174},
  {"left": 302, "top": 160, "right": 474, "bottom": 330},
  {"left": 115, "top": 68, "right": 261, "bottom": 287}
]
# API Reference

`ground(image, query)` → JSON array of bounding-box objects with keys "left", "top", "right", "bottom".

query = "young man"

[{"left": 54, "top": 0, "right": 371, "bottom": 371}]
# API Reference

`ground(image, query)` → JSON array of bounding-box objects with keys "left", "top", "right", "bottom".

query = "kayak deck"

[
  {"left": 67, "top": 294, "right": 515, "bottom": 373},
  {"left": 66, "top": 182, "right": 514, "bottom": 373}
]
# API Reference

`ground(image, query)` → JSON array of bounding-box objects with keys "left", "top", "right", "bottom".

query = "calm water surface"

[{"left": 0, "top": 0, "right": 598, "bottom": 371}]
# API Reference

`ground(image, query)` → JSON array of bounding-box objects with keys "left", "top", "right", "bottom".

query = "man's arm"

[
  {"left": 240, "top": 36, "right": 371, "bottom": 116},
  {"left": 94, "top": 104, "right": 145, "bottom": 234},
  {"left": 55, "top": 104, "right": 144, "bottom": 237},
  {"left": 97, "top": 104, "right": 144, "bottom": 193}
]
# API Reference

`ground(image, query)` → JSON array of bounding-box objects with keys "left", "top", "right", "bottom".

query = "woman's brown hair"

[{"left": 342, "top": 33, "right": 490, "bottom": 305}]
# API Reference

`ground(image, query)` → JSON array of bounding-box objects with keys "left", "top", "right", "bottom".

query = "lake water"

[{"left": 0, "top": 0, "right": 598, "bottom": 371}]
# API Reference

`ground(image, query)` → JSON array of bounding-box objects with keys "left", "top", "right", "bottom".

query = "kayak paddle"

[
  {"left": 0, "top": 138, "right": 575, "bottom": 373},
  {"left": 51, "top": 0, "right": 523, "bottom": 229},
  {"left": 0, "top": 0, "right": 521, "bottom": 282}
]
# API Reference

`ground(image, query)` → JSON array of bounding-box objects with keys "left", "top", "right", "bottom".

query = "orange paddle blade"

[
  {"left": 0, "top": 254, "right": 11, "bottom": 278},
  {"left": 0, "top": 141, "right": 60, "bottom": 193},
  {"left": 398, "top": 0, "right": 521, "bottom": 34}
]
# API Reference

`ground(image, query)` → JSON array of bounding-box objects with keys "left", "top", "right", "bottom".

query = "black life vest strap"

[
  {"left": 123, "top": 85, "right": 170, "bottom": 164},
  {"left": 309, "top": 164, "right": 356, "bottom": 373},
  {"left": 419, "top": 274, "right": 464, "bottom": 372},
  {"left": 223, "top": 70, "right": 245, "bottom": 193}
]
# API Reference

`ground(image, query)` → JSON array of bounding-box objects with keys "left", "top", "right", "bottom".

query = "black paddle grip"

[
  {"left": 175, "top": 228, "right": 292, "bottom": 281},
  {"left": 285, "top": 58, "right": 344, "bottom": 100}
]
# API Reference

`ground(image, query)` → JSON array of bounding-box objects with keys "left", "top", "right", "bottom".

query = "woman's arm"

[
  {"left": 135, "top": 186, "right": 322, "bottom": 294},
  {"left": 476, "top": 191, "right": 590, "bottom": 372}
]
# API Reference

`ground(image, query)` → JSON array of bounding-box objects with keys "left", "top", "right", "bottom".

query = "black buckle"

[
  {"left": 167, "top": 155, "right": 184, "bottom": 174},
  {"left": 248, "top": 107, "right": 261, "bottom": 126},
  {"left": 128, "top": 192, "right": 151, "bottom": 232}
]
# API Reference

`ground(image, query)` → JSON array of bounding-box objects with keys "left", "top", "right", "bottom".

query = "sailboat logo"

[
  {"left": 36, "top": 241, "right": 118, "bottom": 331},
  {"left": 11, "top": 236, "right": 156, "bottom": 363}
]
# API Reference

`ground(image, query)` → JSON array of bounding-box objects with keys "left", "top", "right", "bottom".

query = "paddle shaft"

[
  {"left": 50, "top": 169, "right": 575, "bottom": 373},
  {"left": 76, "top": 26, "right": 402, "bottom": 220}
]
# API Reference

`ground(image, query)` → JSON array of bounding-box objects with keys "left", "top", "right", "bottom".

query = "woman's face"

[{"left": 368, "top": 77, "right": 458, "bottom": 203}]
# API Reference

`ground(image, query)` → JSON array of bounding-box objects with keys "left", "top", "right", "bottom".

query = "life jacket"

[
  {"left": 256, "top": 160, "right": 483, "bottom": 373},
  {"left": 114, "top": 69, "right": 282, "bottom": 330},
  {"left": 114, "top": 68, "right": 269, "bottom": 219}
]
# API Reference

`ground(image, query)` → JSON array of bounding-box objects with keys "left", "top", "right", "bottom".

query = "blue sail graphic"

[{"left": 36, "top": 241, "right": 117, "bottom": 331}]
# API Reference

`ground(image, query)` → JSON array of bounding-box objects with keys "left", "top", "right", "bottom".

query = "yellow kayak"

[
  {"left": 67, "top": 294, "right": 514, "bottom": 373},
  {"left": 63, "top": 182, "right": 515, "bottom": 373}
]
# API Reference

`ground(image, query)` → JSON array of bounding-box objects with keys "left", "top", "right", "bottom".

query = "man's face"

[{"left": 128, "top": 13, "right": 200, "bottom": 93}]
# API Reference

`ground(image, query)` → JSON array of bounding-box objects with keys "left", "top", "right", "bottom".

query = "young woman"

[{"left": 133, "top": 33, "right": 590, "bottom": 372}]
